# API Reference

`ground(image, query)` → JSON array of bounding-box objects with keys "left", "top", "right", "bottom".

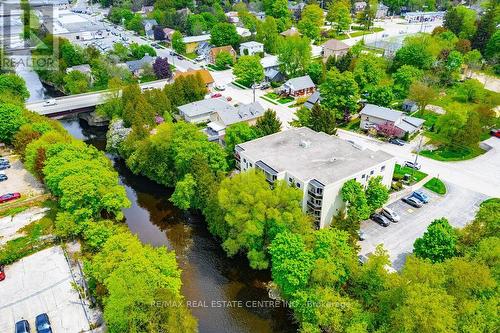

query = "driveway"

[
  {"left": 0, "top": 246, "right": 91, "bottom": 332},
  {"left": 337, "top": 130, "right": 500, "bottom": 197},
  {"left": 360, "top": 182, "right": 487, "bottom": 270}
]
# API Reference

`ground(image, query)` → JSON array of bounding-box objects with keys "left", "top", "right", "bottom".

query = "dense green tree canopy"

[
  {"left": 233, "top": 55, "right": 264, "bottom": 86},
  {"left": 0, "top": 73, "right": 30, "bottom": 99},
  {"left": 0, "top": 103, "right": 26, "bottom": 144},
  {"left": 414, "top": 218, "right": 458, "bottom": 263}
]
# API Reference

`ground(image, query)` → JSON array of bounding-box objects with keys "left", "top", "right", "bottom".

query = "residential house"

[
  {"left": 182, "top": 34, "right": 211, "bottom": 54},
  {"left": 236, "top": 127, "right": 396, "bottom": 228},
  {"left": 140, "top": 6, "right": 154, "bottom": 14},
  {"left": 162, "top": 27, "right": 175, "bottom": 42},
  {"left": 174, "top": 69, "right": 215, "bottom": 89},
  {"left": 66, "top": 64, "right": 93, "bottom": 83},
  {"left": 280, "top": 26, "right": 301, "bottom": 37},
  {"left": 323, "top": 39, "right": 350, "bottom": 61},
  {"left": 208, "top": 45, "right": 237, "bottom": 65},
  {"left": 359, "top": 104, "right": 425, "bottom": 137},
  {"left": 252, "top": 11, "right": 266, "bottom": 20},
  {"left": 354, "top": 1, "right": 367, "bottom": 12},
  {"left": 142, "top": 19, "right": 157, "bottom": 39},
  {"left": 206, "top": 102, "right": 265, "bottom": 144},
  {"left": 304, "top": 91, "right": 321, "bottom": 110},
  {"left": 178, "top": 97, "right": 232, "bottom": 123},
  {"left": 125, "top": 55, "right": 155, "bottom": 76},
  {"left": 261, "top": 55, "right": 284, "bottom": 83},
  {"left": 402, "top": 100, "right": 418, "bottom": 113},
  {"left": 281, "top": 75, "right": 316, "bottom": 97},
  {"left": 376, "top": 3, "right": 389, "bottom": 18},
  {"left": 239, "top": 41, "right": 264, "bottom": 56},
  {"left": 236, "top": 27, "right": 251, "bottom": 38},
  {"left": 226, "top": 11, "right": 239, "bottom": 23},
  {"left": 196, "top": 41, "right": 212, "bottom": 57}
]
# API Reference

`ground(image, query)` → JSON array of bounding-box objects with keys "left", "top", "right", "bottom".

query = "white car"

[
  {"left": 382, "top": 207, "right": 400, "bottom": 222},
  {"left": 43, "top": 99, "right": 57, "bottom": 107},
  {"left": 215, "top": 83, "right": 226, "bottom": 91}
]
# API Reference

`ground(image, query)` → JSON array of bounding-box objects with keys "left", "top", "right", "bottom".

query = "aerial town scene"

[{"left": 0, "top": 0, "right": 498, "bottom": 332}]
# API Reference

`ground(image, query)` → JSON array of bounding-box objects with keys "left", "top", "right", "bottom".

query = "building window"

[
  {"left": 381, "top": 165, "right": 385, "bottom": 172},
  {"left": 296, "top": 182, "right": 301, "bottom": 188},
  {"left": 289, "top": 177, "right": 293, "bottom": 182},
  {"left": 314, "top": 211, "right": 320, "bottom": 216},
  {"left": 243, "top": 158, "right": 246, "bottom": 163},
  {"left": 249, "top": 163, "right": 253, "bottom": 167},
  {"left": 370, "top": 170, "right": 374, "bottom": 175},
  {"left": 317, "top": 188, "right": 323, "bottom": 194},
  {"left": 273, "top": 175, "right": 277, "bottom": 181},
  {"left": 315, "top": 199, "right": 321, "bottom": 205},
  {"left": 361, "top": 174, "right": 365, "bottom": 179}
]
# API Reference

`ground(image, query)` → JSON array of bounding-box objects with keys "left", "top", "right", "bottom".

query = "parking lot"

[
  {"left": 0, "top": 155, "right": 45, "bottom": 197},
  {"left": 0, "top": 246, "right": 91, "bottom": 332},
  {"left": 360, "top": 182, "right": 487, "bottom": 270}
]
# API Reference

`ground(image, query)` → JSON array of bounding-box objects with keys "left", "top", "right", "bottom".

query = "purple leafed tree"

[
  {"left": 153, "top": 26, "right": 165, "bottom": 40},
  {"left": 377, "top": 122, "right": 403, "bottom": 137},
  {"left": 152, "top": 57, "right": 172, "bottom": 80}
]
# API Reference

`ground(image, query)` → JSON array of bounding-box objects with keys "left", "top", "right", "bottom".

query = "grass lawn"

[
  {"left": 232, "top": 80, "right": 250, "bottom": 89},
  {"left": 207, "top": 64, "right": 229, "bottom": 71},
  {"left": 424, "top": 177, "right": 447, "bottom": 195},
  {"left": 185, "top": 52, "right": 197, "bottom": 60},
  {"left": 265, "top": 92, "right": 294, "bottom": 104},
  {"left": 481, "top": 197, "right": 500, "bottom": 206},
  {"left": 260, "top": 96, "right": 278, "bottom": 105},
  {"left": 339, "top": 118, "right": 361, "bottom": 131},
  {"left": 414, "top": 110, "right": 440, "bottom": 128},
  {"left": 420, "top": 145, "right": 485, "bottom": 161},
  {"left": 393, "top": 164, "right": 428, "bottom": 184}
]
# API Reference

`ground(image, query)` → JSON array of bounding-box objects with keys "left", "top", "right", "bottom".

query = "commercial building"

[{"left": 236, "top": 127, "right": 396, "bottom": 228}]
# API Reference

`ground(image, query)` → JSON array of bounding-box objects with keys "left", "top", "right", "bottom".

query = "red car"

[
  {"left": 491, "top": 129, "right": 500, "bottom": 138},
  {"left": 0, "top": 265, "right": 5, "bottom": 281},
  {"left": 0, "top": 192, "right": 21, "bottom": 204},
  {"left": 211, "top": 93, "right": 222, "bottom": 98}
]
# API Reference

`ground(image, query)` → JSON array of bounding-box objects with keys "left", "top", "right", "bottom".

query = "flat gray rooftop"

[{"left": 238, "top": 127, "right": 394, "bottom": 185}]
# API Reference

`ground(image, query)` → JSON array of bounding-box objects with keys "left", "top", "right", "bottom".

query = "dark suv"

[
  {"left": 15, "top": 320, "right": 30, "bottom": 333},
  {"left": 371, "top": 213, "right": 391, "bottom": 227}
]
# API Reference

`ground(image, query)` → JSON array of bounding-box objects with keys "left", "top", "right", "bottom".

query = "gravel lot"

[
  {"left": 0, "top": 155, "right": 45, "bottom": 196},
  {"left": 360, "top": 182, "right": 487, "bottom": 270},
  {"left": 0, "top": 246, "right": 91, "bottom": 332}
]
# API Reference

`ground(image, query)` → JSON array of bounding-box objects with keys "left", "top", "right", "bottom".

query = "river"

[{"left": 59, "top": 115, "right": 296, "bottom": 333}]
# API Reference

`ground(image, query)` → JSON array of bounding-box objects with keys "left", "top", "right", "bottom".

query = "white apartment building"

[{"left": 235, "top": 127, "right": 396, "bottom": 229}]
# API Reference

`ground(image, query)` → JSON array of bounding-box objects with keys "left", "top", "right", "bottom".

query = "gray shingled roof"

[
  {"left": 323, "top": 39, "right": 350, "bottom": 51},
  {"left": 178, "top": 98, "right": 233, "bottom": 118},
  {"left": 284, "top": 75, "right": 315, "bottom": 91},
  {"left": 360, "top": 104, "right": 404, "bottom": 122},
  {"left": 304, "top": 91, "right": 321, "bottom": 110},
  {"left": 126, "top": 55, "right": 154, "bottom": 72},
  {"left": 217, "top": 102, "right": 265, "bottom": 126}
]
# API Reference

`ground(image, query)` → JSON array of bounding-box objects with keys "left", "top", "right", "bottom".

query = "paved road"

[
  {"left": 360, "top": 182, "right": 486, "bottom": 270},
  {"left": 0, "top": 246, "right": 90, "bottom": 333},
  {"left": 25, "top": 78, "right": 171, "bottom": 114},
  {"left": 337, "top": 130, "right": 500, "bottom": 198}
]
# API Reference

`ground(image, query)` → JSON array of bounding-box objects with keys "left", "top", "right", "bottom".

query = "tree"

[
  {"left": 233, "top": 55, "right": 264, "bottom": 86},
  {"left": 298, "top": 4, "right": 324, "bottom": 40},
  {"left": 256, "top": 16, "right": 279, "bottom": 54},
  {"left": 472, "top": 3, "right": 498, "bottom": 52},
  {"left": 360, "top": 0, "right": 378, "bottom": 31},
  {"left": 224, "top": 122, "right": 258, "bottom": 160},
  {"left": 210, "top": 23, "right": 240, "bottom": 47},
  {"left": 126, "top": 14, "right": 144, "bottom": 34},
  {"left": 63, "top": 70, "right": 90, "bottom": 94},
  {"left": 320, "top": 68, "right": 360, "bottom": 121},
  {"left": 392, "top": 65, "right": 423, "bottom": 98},
  {"left": 484, "top": 30, "right": 500, "bottom": 61},
  {"left": 0, "top": 73, "right": 30, "bottom": 100},
  {"left": 353, "top": 54, "right": 386, "bottom": 90},
  {"left": 152, "top": 57, "right": 172, "bottom": 79},
  {"left": 307, "top": 62, "right": 325, "bottom": 84},
  {"left": 130, "top": 43, "right": 156, "bottom": 59},
  {"left": 414, "top": 218, "right": 457, "bottom": 263},
  {"left": 341, "top": 179, "right": 370, "bottom": 222},
  {"left": 463, "top": 50, "right": 482, "bottom": 78},
  {"left": 171, "top": 31, "right": 186, "bottom": 54},
  {"left": 365, "top": 176, "right": 389, "bottom": 212},
  {"left": 408, "top": 81, "right": 437, "bottom": 112},
  {"left": 393, "top": 42, "right": 435, "bottom": 70},
  {"left": 277, "top": 35, "right": 312, "bottom": 78},
  {"left": 0, "top": 103, "right": 25, "bottom": 144},
  {"left": 254, "top": 109, "right": 281, "bottom": 136},
  {"left": 326, "top": 0, "right": 351, "bottom": 34},
  {"left": 170, "top": 173, "right": 196, "bottom": 209},
  {"left": 308, "top": 104, "right": 337, "bottom": 135},
  {"left": 456, "top": 79, "right": 485, "bottom": 103},
  {"left": 153, "top": 25, "right": 165, "bottom": 40},
  {"left": 366, "top": 84, "right": 394, "bottom": 107},
  {"left": 443, "top": 6, "right": 477, "bottom": 40},
  {"left": 215, "top": 51, "right": 234, "bottom": 69},
  {"left": 217, "top": 170, "right": 311, "bottom": 269},
  {"left": 269, "top": 232, "right": 313, "bottom": 297}
]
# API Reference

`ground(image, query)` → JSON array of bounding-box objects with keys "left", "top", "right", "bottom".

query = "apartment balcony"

[
  {"left": 307, "top": 200, "right": 322, "bottom": 210},
  {"left": 307, "top": 189, "right": 323, "bottom": 199}
]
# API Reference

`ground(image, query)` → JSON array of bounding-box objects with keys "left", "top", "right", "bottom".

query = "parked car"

[
  {"left": 0, "top": 174, "right": 7, "bottom": 182},
  {"left": 371, "top": 213, "right": 390, "bottom": 227},
  {"left": 177, "top": 55, "right": 183, "bottom": 60},
  {"left": 214, "top": 83, "right": 226, "bottom": 91},
  {"left": 211, "top": 93, "right": 222, "bottom": 98},
  {"left": 0, "top": 159, "right": 9, "bottom": 165},
  {"left": 15, "top": 320, "right": 31, "bottom": 333},
  {"left": 0, "top": 157, "right": 8, "bottom": 163},
  {"left": 195, "top": 55, "right": 205, "bottom": 62},
  {"left": 490, "top": 129, "right": 500, "bottom": 138},
  {"left": 411, "top": 190, "right": 429, "bottom": 204},
  {"left": 0, "top": 192, "right": 21, "bottom": 203},
  {"left": 35, "top": 313, "right": 53, "bottom": 333},
  {"left": 0, "top": 264, "right": 5, "bottom": 281},
  {"left": 358, "top": 230, "right": 366, "bottom": 241},
  {"left": 43, "top": 99, "right": 57, "bottom": 107},
  {"left": 404, "top": 160, "right": 421, "bottom": 170},
  {"left": 402, "top": 196, "right": 423, "bottom": 208},
  {"left": 259, "top": 82, "right": 270, "bottom": 90},
  {"left": 382, "top": 207, "right": 400, "bottom": 222},
  {"left": 389, "top": 137, "right": 405, "bottom": 146},
  {"left": 0, "top": 164, "right": 10, "bottom": 170}
]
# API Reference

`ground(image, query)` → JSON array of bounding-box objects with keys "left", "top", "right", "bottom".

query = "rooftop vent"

[{"left": 299, "top": 140, "right": 311, "bottom": 148}]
